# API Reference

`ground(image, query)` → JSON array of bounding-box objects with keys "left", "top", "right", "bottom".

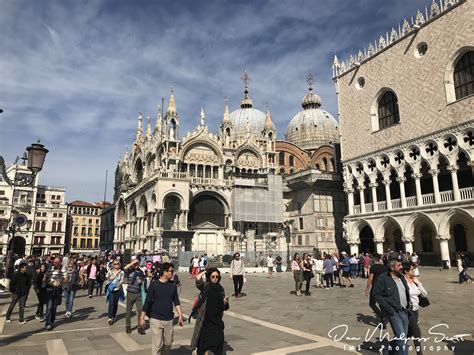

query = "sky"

[{"left": 0, "top": 0, "right": 431, "bottom": 203}]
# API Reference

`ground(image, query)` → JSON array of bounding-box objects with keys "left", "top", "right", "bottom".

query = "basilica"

[{"left": 101, "top": 73, "right": 345, "bottom": 257}]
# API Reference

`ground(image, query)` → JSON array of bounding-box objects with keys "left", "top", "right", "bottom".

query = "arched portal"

[
  {"left": 163, "top": 194, "right": 181, "bottom": 230},
  {"left": 359, "top": 225, "right": 375, "bottom": 253},
  {"left": 189, "top": 194, "right": 226, "bottom": 228},
  {"left": 453, "top": 224, "right": 467, "bottom": 253}
]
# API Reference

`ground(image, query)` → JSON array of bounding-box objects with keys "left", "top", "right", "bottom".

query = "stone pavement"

[{"left": 0, "top": 267, "right": 472, "bottom": 355}]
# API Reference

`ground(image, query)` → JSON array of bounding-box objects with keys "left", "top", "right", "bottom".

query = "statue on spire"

[
  {"left": 200, "top": 107, "right": 205, "bottom": 126},
  {"left": 306, "top": 71, "right": 314, "bottom": 91},
  {"left": 241, "top": 70, "right": 251, "bottom": 89}
]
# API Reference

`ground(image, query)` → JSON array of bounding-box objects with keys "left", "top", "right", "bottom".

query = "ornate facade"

[
  {"left": 334, "top": 0, "right": 474, "bottom": 265},
  {"left": 109, "top": 73, "right": 345, "bottom": 257}
]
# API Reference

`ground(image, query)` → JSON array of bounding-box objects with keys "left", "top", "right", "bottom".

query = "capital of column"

[
  {"left": 447, "top": 164, "right": 459, "bottom": 172},
  {"left": 369, "top": 182, "right": 378, "bottom": 188},
  {"left": 429, "top": 169, "right": 440, "bottom": 177},
  {"left": 347, "top": 239, "right": 360, "bottom": 246},
  {"left": 396, "top": 176, "right": 407, "bottom": 183},
  {"left": 357, "top": 185, "right": 366, "bottom": 191},
  {"left": 401, "top": 235, "right": 414, "bottom": 243},
  {"left": 436, "top": 234, "right": 450, "bottom": 241},
  {"left": 373, "top": 237, "right": 385, "bottom": 243},
  {"left": 382, "top": 179, "right": 391, "bottom": 186},
  {"left": 344, "top": 187, "right": 354, "bottom": 194},
  {"left": 411, "top": 172, "right": 422, "bottom": 179}
]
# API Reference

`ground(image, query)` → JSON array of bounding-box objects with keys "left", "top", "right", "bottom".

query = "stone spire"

[
  {"left": 136, "top": 112, "right": 143, "bottom": 140},
  {"left": 146, "top": 116, "right": 152, "bottom": 139},
  {"left": 221, "top": 98, "right": 231, "bottom": 125},
  {"left": 167, "top": 89, "right": 177, "bottom": 115},
  {"left": 124, "top": 145, "right": 129, "bottom": 161},
  {"left": 264, "top": 104, "right": 275, "bottom": 130},
  {"left": 200, "top": 107, "right": 205, "bottom": 126},
  {"left": 155, "top": 105, "right": 162, "bottom": 136},
  {"left": 240, "top": 71, "right": 253, "bottom": 108}
]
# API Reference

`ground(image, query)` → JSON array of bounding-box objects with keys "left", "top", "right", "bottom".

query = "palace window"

[
  {"left": 289, "top": 155, "right": 294, "bottom": 167},
  {"left": 378, "top": 91, "right": 400, "bottom": 129},
  {"left": 454, "top": 51, "right": 474, "bottom": 100},
  {"left": 279, "top": 152, "right": 285, "bottom": 165}
]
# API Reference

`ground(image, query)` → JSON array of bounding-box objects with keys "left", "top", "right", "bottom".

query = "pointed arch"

[
  {"left": 374, "top": 216, "right": 403, "bottom": 240},
  {"left": 438, "top": 208, "right": 474, "bottom": 237},
  {"left": 404, "top": 212, "right": 438, "bottom": 238}
]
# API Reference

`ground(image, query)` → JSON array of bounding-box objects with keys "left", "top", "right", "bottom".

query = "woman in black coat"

[
  {"left": 35, "top": 264, "right": 47, "bottom": 320},
  {"left": 191, "top": 268, "right": 229, "bottom": 355}
]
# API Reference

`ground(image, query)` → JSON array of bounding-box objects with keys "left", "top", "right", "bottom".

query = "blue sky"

[{"left": 0, "top": 0, "right": 430, "bottom": 202}]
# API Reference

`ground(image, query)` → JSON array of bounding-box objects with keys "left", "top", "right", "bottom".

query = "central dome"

[
  {"left": 229, "top": 107, "right": 266, "bottom": 140},
  {"left": 286, "top": 83, "right": 339, "bottom": 150}
]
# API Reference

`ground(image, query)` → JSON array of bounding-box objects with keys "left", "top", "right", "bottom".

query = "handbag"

[
  {"left": 310, "top": 271, "right": 315, "bottom": 278},
  {"left": 418, "top": 295, "right": 430, "bottom": 308}
]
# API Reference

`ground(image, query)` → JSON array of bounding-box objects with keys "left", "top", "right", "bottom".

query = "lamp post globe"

[{"left": 26, "top": 141, "right": 49, "bottom": 174}]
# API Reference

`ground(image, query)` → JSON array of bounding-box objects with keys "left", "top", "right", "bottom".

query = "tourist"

[
  {"left": 95, "top": 262, "right": 107, "bottom": 296},
  {"left": 411, "top": 252, "right": 419, "bottom": 266},
  {"left": 139, "top": 262, "right": 183, "bottom": 354},
  {"left": 301, "top": 253, "right": 313, "bottom": 295},
  {"left": 332, "top": 253, "right": 341, "bottom": 286},
  {"left": 312, "top": 254, "right": 324, "bottom": 288},
  {"left": 402, "top": 261, "right": 428, "bottom": 355},
  {"left": 372, "top": 257, "right": 411, "bottom": 355},
  {"left": 191, "top": 268, "right": 229, "bottom": 355},
  {"left": 34, "top": 264, "right": 48, "bottom": 320},
  {"left": 124, "top": 258, "right": 146, "bottom": 334},
  {"left": 291, "top": 253, "right": 303, "bottom": 296},
  {"left": 266, "top": 253, "right": 275, "bottom": 278},
  {"left": 191, "top": 255, "right": 200, "bottom": 278},
  {"left": 44, "top": 258, "right": 67, "bottom": 330},
  {"left": 86, "top": 258, "right": 98, "bottom": 298},
  {"left": 457, "top": 253, "right": 473, "bottom": 284},
  {"left": 363, "top": 253, "right": 371, "bottom": 278},
  {"left": 275, "top": 255, "right": 283, "bottom": 272},
  {"left": 364, "top": 253, "right": 387, "bottom": 327},
  {"left": 323, "top": 254, "right": 336, "bottom": 289},
  {"left": 339, "top": 251, "right": 354, "bottom": 287},
  {"left": 199, "top": 255, "right": 206, "bottom": 271},
  {"left": 349, "top": 254, "right": 358, "bottom": 279},
  {"left": 63, "top": 260, "right": 80, "bottom": 318},
  {"left": 5, "top": 262, "right": 31, "bottom": 324},
  {"left": 229, "top": 252, "right": 245, "bottom": 298},
  {"left": 105, "top": 260, "right": 125, "bottom": 325}
]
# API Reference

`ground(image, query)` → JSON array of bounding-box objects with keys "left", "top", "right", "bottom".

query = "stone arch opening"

[
  {"left": 189, "top": 193, "right": 227, "bottom": 228},
  {"left": 410, "top": 213, "right": 439, "bottom": 265},
  {"left": 117, "top": 200, "right": 125, "bottom": 224},
  {"left": 457, "top": 151, "right": 473, "bottom": 189},
  {"left": 135, "top": 159, "right": 144, "bottom": 184},
  {"left": 359, "top": 224, "right": 375, "bottom": 253},
  {"left": 163, "top": 194, "right": 181, "bottom": 230}
]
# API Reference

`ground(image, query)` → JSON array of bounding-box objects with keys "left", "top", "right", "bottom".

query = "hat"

[{"left": 341, "top": 251, "right": 347, "bottom": 255}]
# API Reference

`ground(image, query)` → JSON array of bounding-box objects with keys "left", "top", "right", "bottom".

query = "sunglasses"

[{"left": 210, "top": 275, "right": 219, "bottom": 279}]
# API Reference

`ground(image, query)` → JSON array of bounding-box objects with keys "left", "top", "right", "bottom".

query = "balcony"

[
  {"left": 352, "top": 187, "right": 473, "bottom": 215},
  {"left": 190, "top": 177, "right": 232, "bottom": 188}
]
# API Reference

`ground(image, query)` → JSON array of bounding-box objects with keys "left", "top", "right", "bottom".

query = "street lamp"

[
  {"left": 283, "top": 221, "right": 292, "bottom": 272},
  {"left": 0, "top": 141, "right": 49, "bottom": 187}
]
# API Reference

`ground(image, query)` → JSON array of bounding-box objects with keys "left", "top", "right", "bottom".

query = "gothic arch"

[
  {"left": 438, "top": 208, "right": 474, "bottom": 238},
  {"left": 374, "top": 216, "right": 403, "bottom": 240},
  {"left": 404, "top": 212, "right": 437, "bottom": 238},
  {"left": 180, "top": 139, "right": 224, "bottom": 164},
  {"left": 138, "top": 195, "right": 148, "bottom": 218},
  {"left": 161, "top": 191, "right": 184, "bottom": 210},
  {"left": 117, "top": 199, "right": 126, "bottom": 225}
]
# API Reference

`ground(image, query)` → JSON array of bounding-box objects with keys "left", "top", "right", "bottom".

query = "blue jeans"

[
  {"left": 108, "top": 289, "right": 120, "bottom": 319},
  {"left": 63, "top": 289, "right": 76, "bottom": 313},
  {"left": 45, "top": 288, "right": 61, "bottom": 327},
  {"left": 385, "top": 310, "right": 409, "bottom": 355}
]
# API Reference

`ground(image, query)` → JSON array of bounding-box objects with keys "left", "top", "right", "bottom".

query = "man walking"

[
  {"left": 372, "top": 257, "right": 411, "bottom": 355},
  {"left": 124, "top": 257, "right": 146, "bottom": 334},
  {"left": 44, "top": 258, "right": 67, "bottom": 330},
  {"left": 364, "top": 253, "right": 387, "bottom": 327},
  {"left": 339, "top": 251, "right": 354, "bottom": 287},
  {"left": 230, "top": 253, "right": 245, "bottom": 297},
  {"left": 140, "top": 263, "right": 183, "bottom": 354},
  {"left": 5, "top": 262, "right": 31, "bottom": 324},
  {"left": 266, "top": 253, "right": 275, "bottom": 278}
]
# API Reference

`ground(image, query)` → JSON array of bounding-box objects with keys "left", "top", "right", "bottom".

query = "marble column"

[
  {"left": 349, "top": 242, "right": 359, "bottom": 256},
  {"left": 397, "top": 176, "right": 407, "bottom": 208},
  {"left": 447, "top": 165, "right": 461, "bottom": 201},
  {"left": 412, "top": 172, "right": 423, "bottom": 206},
  {"left": 375, "top": 241, "right": 384, "bottom": 255},
  {"left": 402, "top": 236, "right": 414, "bottom": 254},
  {"left": 369, "top": 182, "right": 378, "bottom": 212},
  {"left": 358, "top": 186, "right": 366, "bottom": 214},
  {"left": 345, "top": 188, "right": 355, "bottom": 215},
  {"left": 429, "top": 169, "right": 441, "bottom": 204},
  {"left": 437, "top": 235, "right": 451, "bottom": 268},
  {"left": 383, "top": 179, "right": 392, "bottom": 210}
]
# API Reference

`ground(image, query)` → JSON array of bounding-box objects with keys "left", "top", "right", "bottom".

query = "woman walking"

[
  {"left": 63, "top": 261, "right": 80, "bottom": 318},
  {"left": 95, "top": 262, "right": 107, "bottom": 296},
  {"left": 105, "top": 260, "right": 124, "bottom": 325},
  {"left": 34, "top": 264, "right": 48, "bottom": 320},
  {"left": 323, "top": 254, "right": 336, "bottom": 289},
  {"left": 292, "top": 253, "right": 303, "bottom": 296},
  {"left": 301, "top": 253, "right": 313, "bottom": 296},
  {"left": 403, "top": 261, "right": 428, "bottom": 355},
  {"left": 191, "top": 268, "right": 230, "bottom": 355}
]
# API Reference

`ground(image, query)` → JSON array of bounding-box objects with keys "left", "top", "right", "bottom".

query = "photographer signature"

[{"left": 328, "top": 323, "right": 470, "bottom": 343}]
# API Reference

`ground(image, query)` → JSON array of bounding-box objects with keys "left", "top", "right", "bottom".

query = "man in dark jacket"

[
  {"left": 124, "top": 257, "right": 146, "bottom": 334},
  {"left": 6, "top": 263, "right": 31, "bottom": 323},
  {"left": 372, "top": 257, "right": 411, "bottom": 355}
]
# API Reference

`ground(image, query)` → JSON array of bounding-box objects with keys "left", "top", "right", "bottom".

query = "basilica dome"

[
  {"left": 229, "top": 87, "right": 266, "bottom": 140},
  {"left": 286, "top": 84, "right": 339, "bottom": 150}
]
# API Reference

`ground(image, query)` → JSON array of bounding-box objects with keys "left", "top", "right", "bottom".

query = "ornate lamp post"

[{"left": 283, "top": 221, "right": 292, "bottom": 272}]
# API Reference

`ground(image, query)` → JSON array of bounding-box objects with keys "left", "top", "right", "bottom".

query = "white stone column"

[
  {"left": 397, "top": 176, "right": 407, "bottom": 208},
  {"left": 412, "top": 172, "right": 423, "bottom": 206},
  {"left": 218, "top": 166, "right": 224, "bottom": 180},
  {"left": 345, "top": 188, "right": 355, "bottom": 215},
  {"left": 369, "top": 182, "right": 378, "bottom": 212},
  {"left": 402, "top": 236, "right": 414, "bottom": 254},
  {"left": 429, "top": 169, "right": 441, "bottom": 204},
  {"left": 383, "top": 179, "right": 392, "bottom": 210},
  {"left": 349, "top": 242, "right": 359, "bottom": 256},
  {"left": 358, "top": 186, "right": 366, "bottom": 214},
  {"left": 437, "top": 235, "right": 451, "bottom": 268},
  {"left": 375, "top": 241, "right": 384, "bottom": 255},
  {"left": 447, "top": 165, "right": 461, "bottom": 201}
]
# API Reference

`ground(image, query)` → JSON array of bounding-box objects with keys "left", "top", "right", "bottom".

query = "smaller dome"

[
  {"left": 240, "top": 88, "right": 253, "bottom": 108},
  {"left": 301, "top": 86, "right": 321, "bottom": 109}
]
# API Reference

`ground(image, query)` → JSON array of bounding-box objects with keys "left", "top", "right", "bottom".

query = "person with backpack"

[
  {"left": 63, "top": 260, "right": 80, "bottom": 318},
  {"left": 191, "top": 268, "right": 229, "bottom": 355},
  {"left": 5, "top": 262, "right": 31, "bottom": 324},
  {"left": 124, "top": 257, "right": 146, "bottom": 334}
]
